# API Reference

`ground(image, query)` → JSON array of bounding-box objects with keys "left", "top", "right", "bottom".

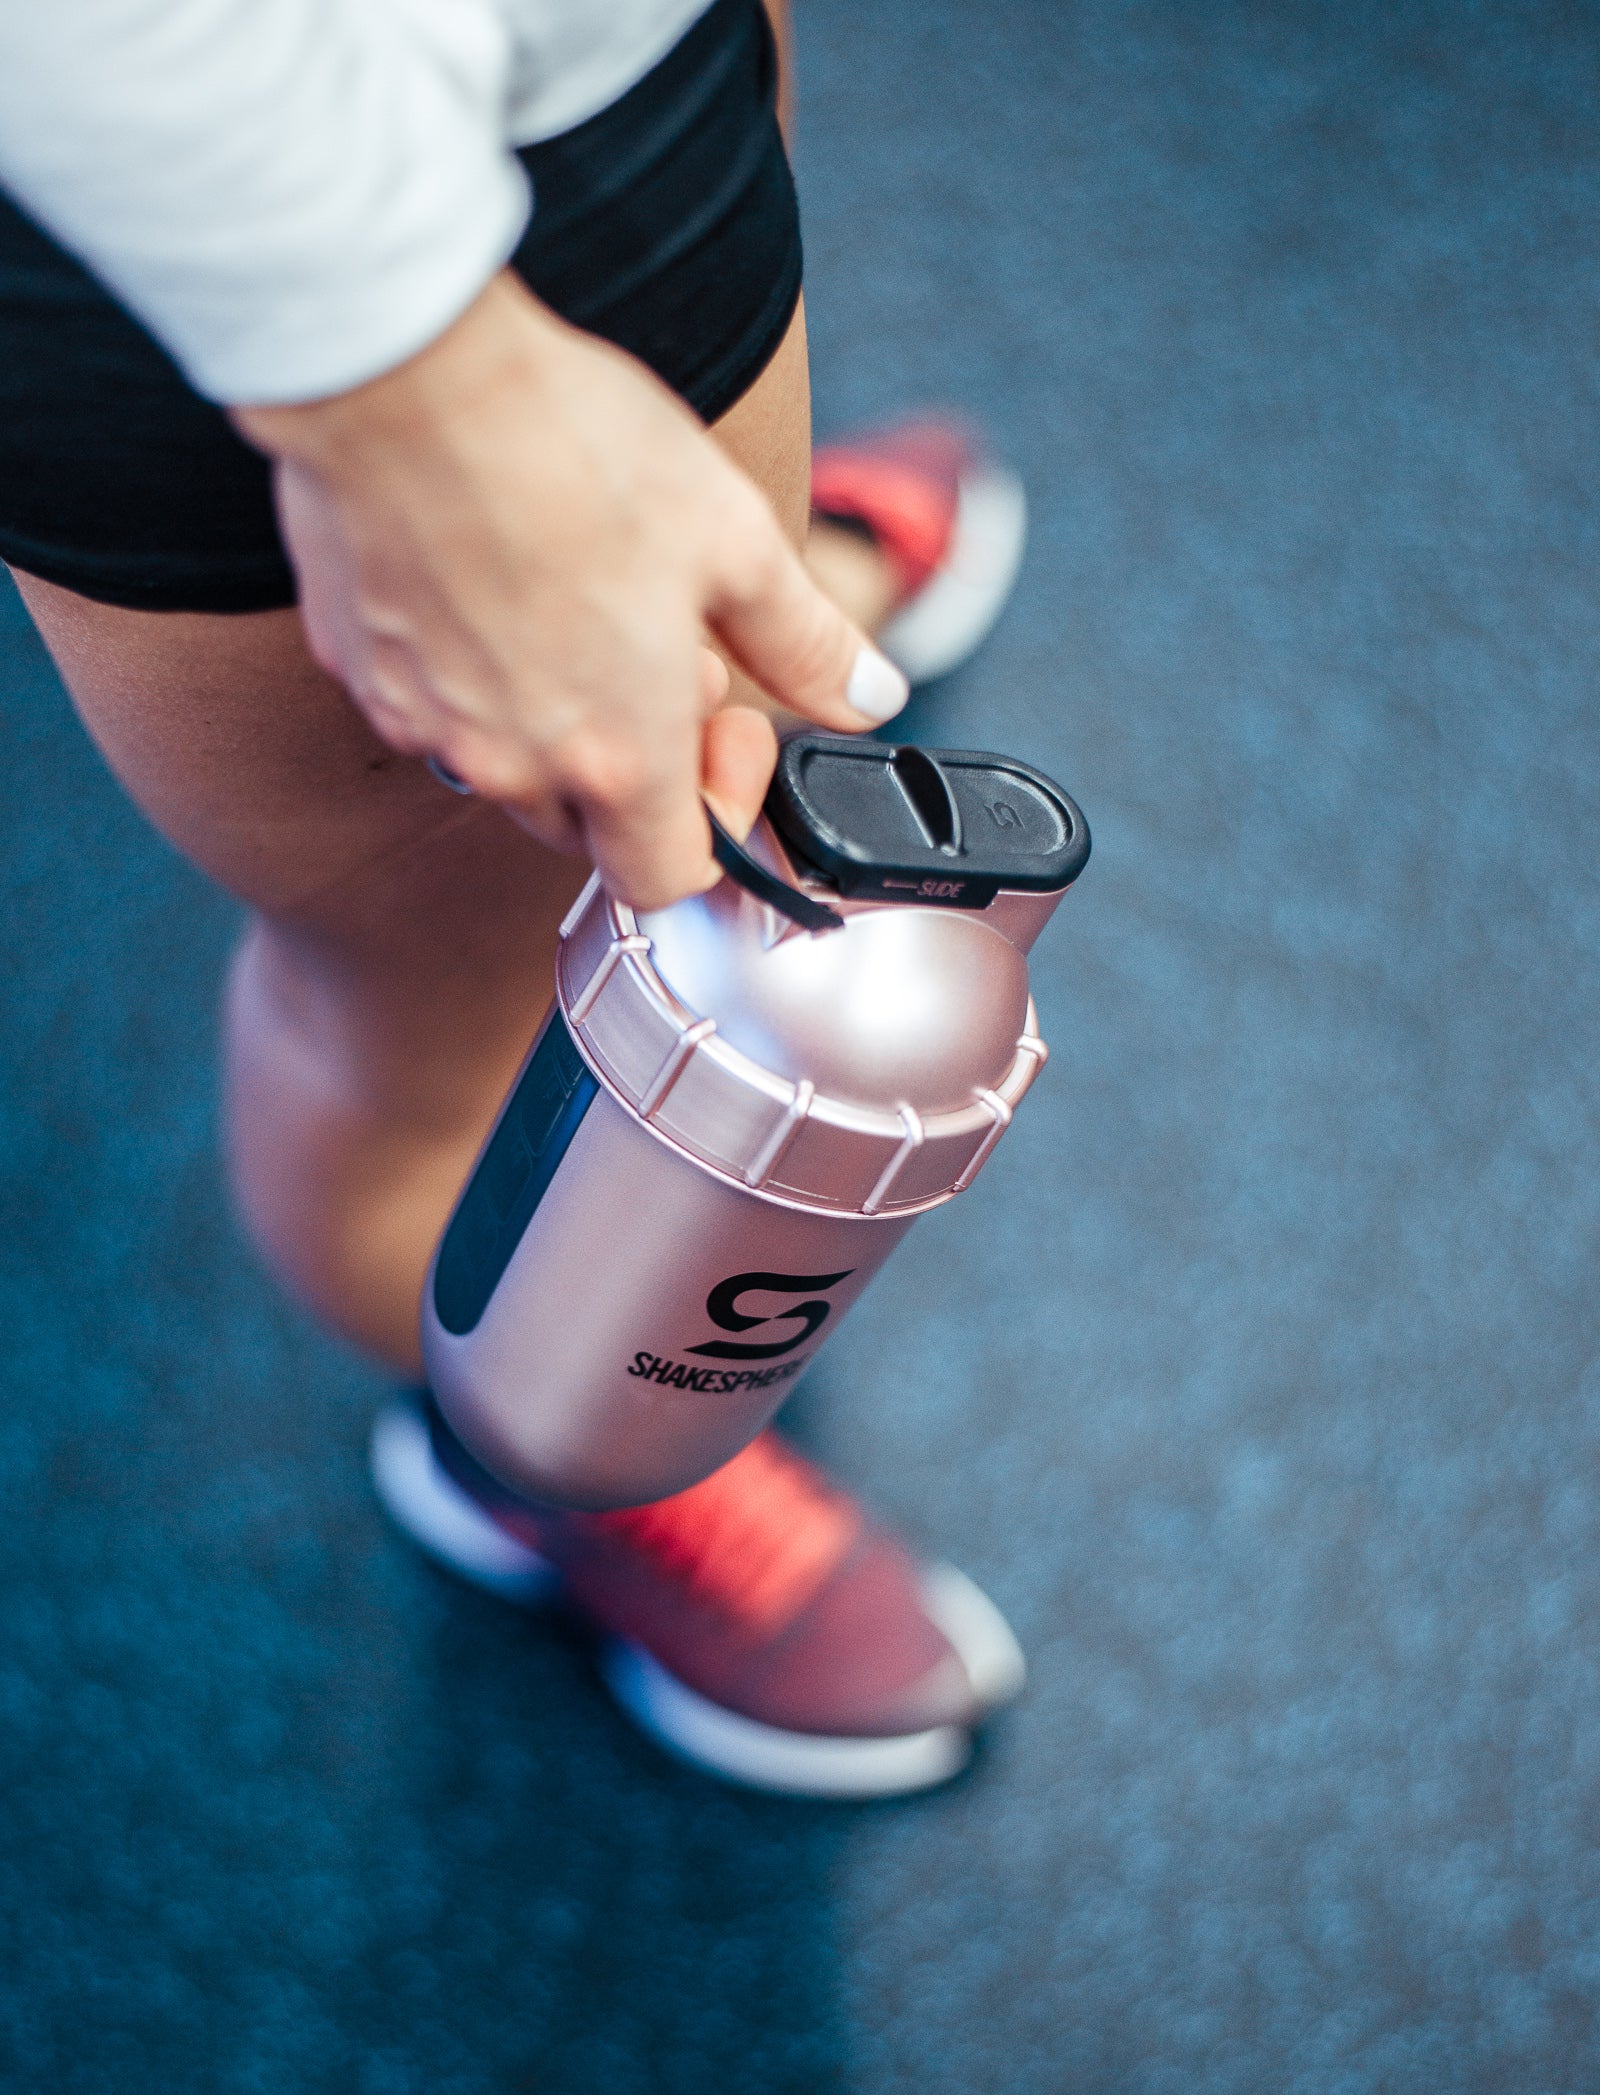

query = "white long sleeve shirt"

[{"left": 0, "top": 0, "right": 710, "bottom": 405}]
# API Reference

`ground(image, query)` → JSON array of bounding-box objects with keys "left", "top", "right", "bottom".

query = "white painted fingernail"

[{"left": 847, "top": 644, "right": 910, "bottom": 724}]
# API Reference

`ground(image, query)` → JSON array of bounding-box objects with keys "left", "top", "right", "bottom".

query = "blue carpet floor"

[{"left": 4, "top": 3, "right": 1600, "bottom": 2088}]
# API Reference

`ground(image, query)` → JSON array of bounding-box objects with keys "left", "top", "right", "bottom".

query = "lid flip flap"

[{"left": 766, "top": 736, "right": 1090, "bottom": 909}]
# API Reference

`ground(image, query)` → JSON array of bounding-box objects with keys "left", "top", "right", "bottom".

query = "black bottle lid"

[{"left": 765, "top": 735, "right": 1090, "bottom": 910}]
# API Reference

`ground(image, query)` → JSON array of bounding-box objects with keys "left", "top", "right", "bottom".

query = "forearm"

[{"left": 232, "top": 274, "right": 569, "bottom": 471}]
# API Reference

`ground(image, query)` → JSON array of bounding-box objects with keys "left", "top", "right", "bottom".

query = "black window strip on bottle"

[{"left": 431, "top": 1012, "right": 600, "bottom": 1336}]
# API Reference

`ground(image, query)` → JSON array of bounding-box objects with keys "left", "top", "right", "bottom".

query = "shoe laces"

[{"left": 588, "top": 1434, "right": 862, "bottom": 1637}]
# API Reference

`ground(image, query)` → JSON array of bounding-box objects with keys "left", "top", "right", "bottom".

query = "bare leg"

[
  {"left": 760, "top": 0, "right": 899, "bottom": 634},
  {"left": 10, "top": 299, "right": 815, "bottom": 1377},
  {"left": 805, "top": 523, "right": 899, "bottom": 633}
]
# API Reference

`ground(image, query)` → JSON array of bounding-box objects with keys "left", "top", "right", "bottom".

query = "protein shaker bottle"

[{"left": 421, "top": 733, "right": 1089, "bottom": 1509}]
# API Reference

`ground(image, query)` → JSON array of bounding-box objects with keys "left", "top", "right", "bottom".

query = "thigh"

[{"left": 8, "top": 296, "right": 811, "bottom": 970}]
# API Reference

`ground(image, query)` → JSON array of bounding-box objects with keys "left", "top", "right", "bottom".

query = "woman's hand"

[{"left": 232, "top": 271, "right": 906, "bottom": 908}]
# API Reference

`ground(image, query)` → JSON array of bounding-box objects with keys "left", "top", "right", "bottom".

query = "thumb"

[
  {"left": 701, "top": 704, "right": 779, "bottom": 842},
  {"left": 708, "top": 510, "right": 909, "bottom": 733}
]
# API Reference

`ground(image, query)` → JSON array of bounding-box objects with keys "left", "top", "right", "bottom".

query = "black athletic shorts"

[{"left": 0, "top": 0, "right": 800, "bottom": 614}]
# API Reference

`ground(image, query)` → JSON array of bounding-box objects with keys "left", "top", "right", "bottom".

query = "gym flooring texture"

[{"left": 2, "top": 2, "right": 1598, "bottom": 2088}]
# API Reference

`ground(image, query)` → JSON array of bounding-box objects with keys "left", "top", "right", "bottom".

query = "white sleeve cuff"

[{"left": 0, "top": 0, "right": 534, "bottom": 404}]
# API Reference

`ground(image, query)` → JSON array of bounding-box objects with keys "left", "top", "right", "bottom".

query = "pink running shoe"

[
  {"left": 810, "top": 418, "right": 1028, "bottom": 685},
  {"left": 371, "top": 1395, "right": 1026, "bottom": 1798}
]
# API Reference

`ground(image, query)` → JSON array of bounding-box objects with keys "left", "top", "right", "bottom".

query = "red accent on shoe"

[
  {"left": 372, "top": 1400, "right": 1028, "bottom": 1781},
  {"left": 810, "top": 419, "right": 976, "bottom": 599},
  {"left": 589, "top": 1433, "right": 862, "bottom": 1639},
  {"left": 538, "top": 1434, "right": 976, "bottom": 1738}
]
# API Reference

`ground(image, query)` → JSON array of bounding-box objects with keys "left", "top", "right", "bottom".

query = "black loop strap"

[{"left": 705, "top": 807, "right": 845, "bottom": 933}]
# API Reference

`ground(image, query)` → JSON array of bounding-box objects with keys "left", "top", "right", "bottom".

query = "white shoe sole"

[
  {"left": 917, "top": 1558, "right": 1028, "bottom": 1710},
  {"left": 599, "top": 1642, "right": 972, "bottom": 1798},
  {"left": 877, "top": 462, "right": 1028, "bottom": 686},
  {"left": 370, "top": 1401, "right": 1024, "bottom": 1798},
  {"left": 369, "top": 1400, "right": 557, "bottom": 1605}
]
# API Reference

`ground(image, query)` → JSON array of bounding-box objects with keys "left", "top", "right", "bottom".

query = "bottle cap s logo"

[{"left": 686, "top": 1270, "right": 854, "bottom": 1361}]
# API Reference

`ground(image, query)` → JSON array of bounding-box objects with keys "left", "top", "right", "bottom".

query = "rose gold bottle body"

[
  {"left": 422, "top": 751, "right": 1085, "bottom": 1510},
  {"left": 426, "top": 1061, "right": 914, "bottom": 1507}
]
